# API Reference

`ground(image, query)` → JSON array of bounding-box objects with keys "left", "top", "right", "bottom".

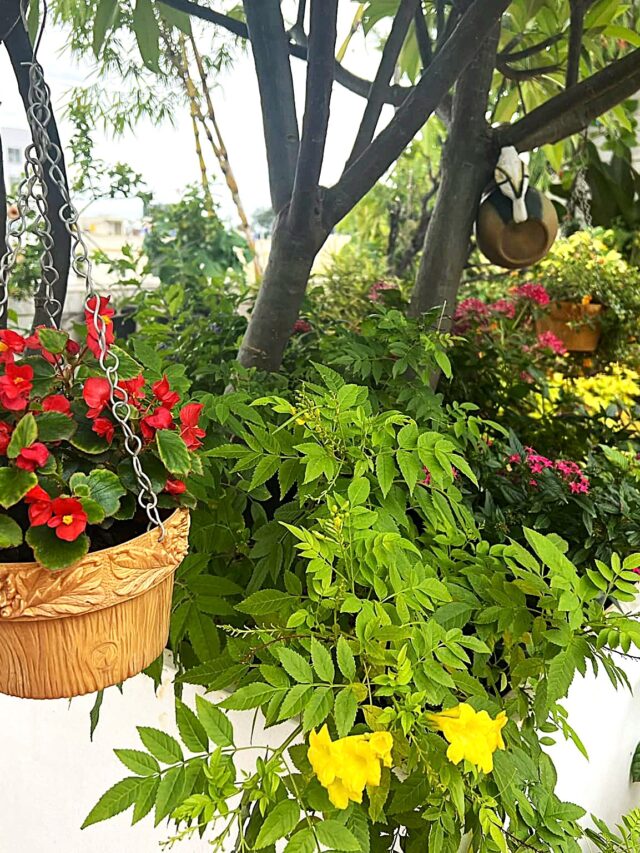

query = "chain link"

[{"left": 0, "top": 43, "right": 164, "bottom": 537}]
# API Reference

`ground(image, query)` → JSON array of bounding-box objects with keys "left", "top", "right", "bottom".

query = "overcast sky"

[{"left": 0, "top": 5, "right": 389, "bottom": 223}]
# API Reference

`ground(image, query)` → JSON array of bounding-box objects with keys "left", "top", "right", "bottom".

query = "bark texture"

[{"left": 410, "top": 29, "right": 500, "bottom": 322}]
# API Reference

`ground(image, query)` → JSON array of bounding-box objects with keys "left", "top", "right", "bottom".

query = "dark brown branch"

[
  {"left": 498, "top": 47, "right": 640, "bottom": 151},
  {"left": 4, "top": 14, "right": 71, "bottom": 328},
  {"left": 414, "top": 6, "right": 433, "bottom": 68},
  {"left": 348, "top": 0, "right": 420, "bottom": 165},
  {"left": 0, "top": 131, "right": 7, "bottom": 329},
  {"left": 243, "top": 0, "right": 299, "bottom": 212},
  {"left": 566, "top": 0, "right": 586, "bottom": 87},
  {"left": 326, "top": 0, "right": 511, "bottom": 224},
  {"left": 500, "top": 34, "right": 563, "bottom": 62},
  {"left": 159, "top": 0, "right": 248, "bottom": 37},
  {"left": 497, "top": 61, "right": 561, "bottom": 81},
  {"left": 289, "top": 0, "right": 338, "bottom": 228}
]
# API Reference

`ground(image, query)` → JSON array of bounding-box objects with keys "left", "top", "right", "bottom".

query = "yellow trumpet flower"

[
  {"left": 428, "top": 703, "right": 507, "bottom": 774},
  {"left": 308, "top": 726, "right": 393, "bottom": 810}
]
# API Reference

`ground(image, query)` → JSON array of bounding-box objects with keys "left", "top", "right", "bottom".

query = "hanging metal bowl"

[{"left": 476, "top": 186, "right": 558, "bottom": 270}]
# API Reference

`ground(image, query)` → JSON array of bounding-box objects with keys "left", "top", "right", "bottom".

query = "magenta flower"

[
  {"left": 516, "top": 282, "right": 550, "bottom": 306},
  {"left": 536, "top": 331, "right": 567, "bottom": 355},
  {"left": 491, "top": 299, "right": 516, "bottom": 319}
]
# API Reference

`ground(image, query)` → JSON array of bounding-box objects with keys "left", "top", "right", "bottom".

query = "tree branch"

[
  {"left": 0, "top": 131, "right": 7, "bottom": 329},
  {"left": 348, "top": 0, "right": 420, "bottom": 165},
  {"left": 498, "top": 47, "right": 640, "bottom": 151},
  {"left": 159, "top": 0, "right": 414, "bottom": 108},
  {"left": 566, "top": 0, "right": 586, "bottom": 87},
  {"left": 289, "top": 0, "right": 338, "bottom": 228},
  {"left": 414, "top": 6, "right": 433, "bottom": 68},
  {"left": 4, "top": 15, "right": 72, "bottom": 328},
  {"left": 499, "top": 33, "right": 563, "bottom": 62},
  {"left": 243, "top": 0, "right": 299, "bottom": 212},
  {"left": 326, "top": 0, "right": 511, "bottom": 224},
  {"left": 497, "top": 61, "right": 561, "bottom": 81}
]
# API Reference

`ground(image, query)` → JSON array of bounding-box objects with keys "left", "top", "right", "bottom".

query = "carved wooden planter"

[
  {"left": 0, "top": 509, "right": 190, "bottom": 700},
  {"left": 536, "top": 301, "right": 603, "bottom": 352}
]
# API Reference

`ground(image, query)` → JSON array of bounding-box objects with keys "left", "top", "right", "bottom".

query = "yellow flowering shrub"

[
  {"left": 428, "top": 703, "right": 507, "bottom": 774},
  {"left": 308, "top": 725, "right": 393, "bottom": 809}
]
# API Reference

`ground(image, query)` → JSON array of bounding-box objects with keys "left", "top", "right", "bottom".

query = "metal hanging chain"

[
  {"left": 569, "top": 130, "right": 593, "bottom": 229},
  {"left": 0, "top": 9, "right": 164, "bottom": 537}
]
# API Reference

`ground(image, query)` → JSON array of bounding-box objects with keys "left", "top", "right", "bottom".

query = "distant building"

[{"left": 2, "top": 126, "right": 30, "bottom": 192}]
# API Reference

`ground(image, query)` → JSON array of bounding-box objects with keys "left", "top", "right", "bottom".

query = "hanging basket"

[
  {"left": 476, "top": 187, "right": 559, "bottom": 270},
  {"left": 536, "top": 301, "right": 603, "bottom": 353},
  {"left": 0, "top": 509, "right": 189, "bottom": 699}
]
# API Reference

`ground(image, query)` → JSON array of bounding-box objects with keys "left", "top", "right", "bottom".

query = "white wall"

[{"left": 1, "top": 652, "right": 639, "bottom": 851}]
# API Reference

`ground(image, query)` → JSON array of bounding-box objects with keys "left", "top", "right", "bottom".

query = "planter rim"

[{"left": 0, "top": 508, "right": 190, "bottom": 622}]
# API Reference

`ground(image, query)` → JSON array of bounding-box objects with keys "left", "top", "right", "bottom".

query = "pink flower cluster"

[
  {"left": 515, "top": 282, "right": 550, "bottom": 306},
  {"left": 509, "top": 448, "right": 590, "bottom": 494},
  {"left": 536, "top": 331, "right": 567, "bottom": 355},
  {"left": 491, "top": 298, "right": 516, "bottom": 319},
  {"left": 368, "top": 281, "right": 398, "bottom": 303},
  {"left": 292, "top": 318, "right": 312, "bottom": 334}
]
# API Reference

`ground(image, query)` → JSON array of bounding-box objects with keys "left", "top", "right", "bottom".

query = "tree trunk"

[
  {"left": 237, "top": 211, "right": 328, "bottom": 371},
  {"left": 409, "top": 30, "right": 500, "bottom": 323}
]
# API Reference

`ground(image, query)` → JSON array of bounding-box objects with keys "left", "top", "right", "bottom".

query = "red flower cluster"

[
  {"left": 180, "top": 403, "right": 205, "bottom": 450},
  {"left": 515, "top": 282, "right": 550, "bottom": 306},
  {"left": 25, "top": 486, "right": 88, "bottom": 541},
  {"left": 0, "top": 363, "right": 33, "bottom": 411},
  {"left": 85, "top": 295, "right": 115, "bottom": 359},
  {"left": 536, "top": 331, "right": 567, "bottom": 356},
  {"left": 292, "top": 319, "right": 312, "bottom": 334},
  {"left": 0, "top": 330, "right": 25, "bottom": 364},
  {"left": 508, "top": 448, "right": 590, "bottom": 494}
]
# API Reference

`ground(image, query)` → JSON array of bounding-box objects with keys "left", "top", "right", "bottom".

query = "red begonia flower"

[
  {"left": 0, "top": 363, "right": 34, "bottom": 411},
  {"left": 0, "top": 330, "right": 26, "bottom": 364},
  {"left": 83, "top": 377, "right": 111, "bottom": 418},
  {"left": 140, "top": 406, "right": 174, "bottom": 442},
  {"left": 165, "top": 478, "right": 186, "bottom": 495},
  {"left": 47, "top": 496, "right": 88, "bottom": 542},
  {"left": 92, "top": 417, "right": 115, "bottom": 444},
  {"left": 179, "top": 403, "right": 205, "bottom": 450},
  {"left": 152, "top": 375, "right": 180, "bottom": 409},
  {"left": 42, "top": 394, "right": 72, "bottom": 416},
  {"left": 0, "top": 421, "right": 12, "bottom": 455},
  {"left": 119, "top": 374, "right": 146, "bottom": 407},
  {"left": 16, "top": 442, "right": 49, "bottom": 472},
  {"left": 85, "top": 295, "right": 115, "bottom": 358},
  {"left": 25, "top": 484, "right": 53, "bottom": 526}
]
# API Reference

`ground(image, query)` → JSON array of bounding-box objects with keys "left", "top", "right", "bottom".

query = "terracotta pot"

[
  {"left": 0, "top": 508, "right": 190, "bottom": 699},
  {"left": 476, "top": 186, "right": 559, "bottom": 270},
  {"left": 536, "top": 301, "right": 603, "bottom": 352}
]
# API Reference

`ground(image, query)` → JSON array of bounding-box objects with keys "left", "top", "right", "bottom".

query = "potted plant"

[
  {"left": 531, "top": 229, "right": 640, "bottom": 354},
  {"left": 0, "top": 296, "right": 206, "bottom": 699}
]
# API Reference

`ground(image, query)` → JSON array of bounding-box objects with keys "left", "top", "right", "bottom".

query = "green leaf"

[
  {"left": 375, "top": 454, "right": 396, "bottom": 498},
  {"left": 237, "top": 588, "right": 295, "bottom": 617},
  {"left": 631, "top": 742, "right": 640, "bottom": 782},
  {"left": 315, "top": 820, "right": 360, "bottom": 851},
  {"left": 389, "top": 773, "right": 430, "bottom": 814},
  {"left": 302, "top": 686, "right": 333, "bottom": 732},
  {"left": 278, "top": 648, "right": 313, "bottom": 683},
  {"left": 334, "top": 687, "right": 358, "bottom": 737},
  {"left": 311, "top": 638, "right": 335, "bottom": 683},
  {"left": 71, "top": 469, "right": 126, "bottom": 516},
  {"left": 82, "top": 777, "right": 141, "bottom": 828},
  {"left": 92, "top": 0, "right": 119, "bottom": 56},
  {"left": 0, "top": 514, "right": 23, "bottom": 549},
  {"left": 523, "top": 528, "right": 578, "bottom": 584},
  {"left": 547, "top": 651, "right": 576, "bottom": 704},
  {"left": 36, "top": 412, "right": 77, "bottom": 443},
  {"left": 37, "top": 327, "right": 69, "bottom": 354},
  {"left": 218, "top": 683, "right": 279, "bottom": 711},
  {"left": 154, "top": 765, "right": 187, "bottom": 825},
  {"left": 132, "top": 776, "right": 159, "bottom": 825},
  {"left": 249, "top": 455, "right": 280, "bottom": 491},
  {"left": 133, "top": 0, "right": 161, "bottom": 71},
  {"left": 156, "top": 430, "right": 191, "bottom": 476},
  {"left": 137, "top": 727, "right": 183, "bottom": 764},
  {"left": 255, "top": 800, "right": 300, "bottom": 848},
  {"left": 25, "top": 526, "right": 89, "bottom": 571},
  {"left": 337, "top": 637, "right": 357, "bottom": 681},
  {"left": 176, "top": 699, "right": 209, "bottom": 752},
  {"left": 278, "top": 685, "right": 313, "bottom": 721},
  {"left": 195, "top": 695, "right": 234, "bottom": 747},
  {"left": 114, "top": 749, "right": 160, "bottom": 777},
  {"left": 348, "top": 477, "right": 370, "bottom": 506},
  {"left": 80, "top": 497, "right": 105, "bottom": 525},
  {"left": 285, "top": 829, "right": 316, "bottom": 853},
  {"left": 70, "top": 423, "right": 109, "bottom": 454},
  {"left": 7, "top": 413, "right": 38, "bottom": 458}
]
